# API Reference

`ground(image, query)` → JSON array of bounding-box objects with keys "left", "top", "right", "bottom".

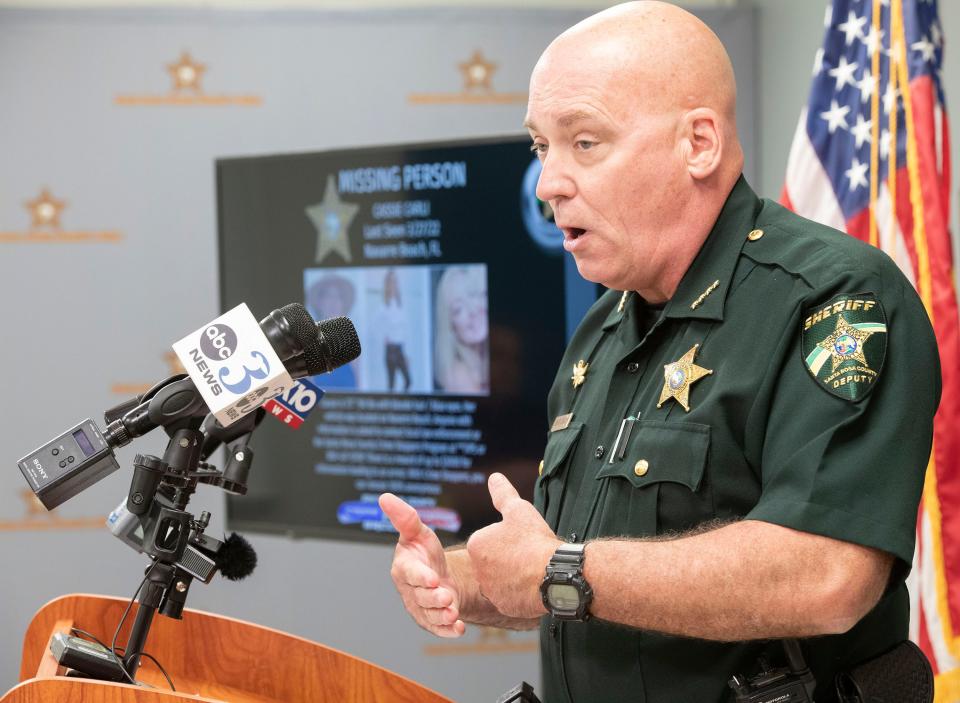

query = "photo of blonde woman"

[{"left": 433, "top": 265, "right": 489, "bottom": 395}]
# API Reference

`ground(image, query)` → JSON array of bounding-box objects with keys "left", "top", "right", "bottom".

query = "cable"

[
  {"left": 69, "top": 628, "right": 175, "bottom": 692},
  {"left": 66, "top": 627, "right": 150, "bottom": 688},
  {"left": 122, "top": 650, "right": 176, "bottom": 691},
  {"left": 69, "top": 627, "right": 111, "bottom": 653},
  {"left": 109, "top": 559, "right": 160, "bottom": 687}
]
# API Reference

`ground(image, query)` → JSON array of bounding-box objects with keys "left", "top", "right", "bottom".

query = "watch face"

[{"left": 547, "top": 583, "right": 581, "bottom": 611}]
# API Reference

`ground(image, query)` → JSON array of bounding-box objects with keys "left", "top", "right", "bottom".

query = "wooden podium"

[{"left": 3, "top": 594, "right": 454, "bottom": 703}]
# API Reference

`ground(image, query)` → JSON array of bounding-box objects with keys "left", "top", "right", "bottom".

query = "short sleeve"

[{"left": 745, "top": 270, "right": 941, "bottom": 570}]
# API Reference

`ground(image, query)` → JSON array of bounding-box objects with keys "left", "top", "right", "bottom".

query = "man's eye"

[
  {"left": 530, "top": 143, "right": 547, "bottom": 156},
  {"left": 576, "top": 140, "right": 596, "bottom": 150}
]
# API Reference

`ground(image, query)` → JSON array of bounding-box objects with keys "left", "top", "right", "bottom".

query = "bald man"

[{"left": 381, "top": 2, "right": 940, "bottom": 701}]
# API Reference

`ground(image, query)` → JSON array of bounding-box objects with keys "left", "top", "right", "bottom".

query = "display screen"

[
  {"left": 73, "top": 428, "right": 96, "bottom": 457},
  {"left": 217, "top": 137, "right": 596, "bottom": 544},
  {"left": 547, "top": 584, "right": 581, "bottom": 611}
]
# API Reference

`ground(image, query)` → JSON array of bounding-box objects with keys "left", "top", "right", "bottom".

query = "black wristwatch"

[{"left": 540, "top": 542, "right": 593, "bottom": 621}]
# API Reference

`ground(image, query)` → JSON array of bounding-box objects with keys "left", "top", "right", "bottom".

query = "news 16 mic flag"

[
  {"left": 781, "top": 0, "right": 960, "bottom": 695},
  {"left": 173, "top": 303, "right": 293, "bottom": 427}
]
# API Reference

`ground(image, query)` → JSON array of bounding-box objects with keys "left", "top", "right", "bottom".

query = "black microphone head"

[
  {"left": 303, "top": 316, "right": 362, "bottom": 375},
  {"left": 276, "top": 303, "right": 318, "bottom": 349},
  {"left": 260, "top": 303, "right": 318, "bottom": 361},
  {"left": 217, "top": 532, "right": 257, "bottom": 581}
]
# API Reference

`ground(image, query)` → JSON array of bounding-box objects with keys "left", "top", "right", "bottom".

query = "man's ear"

[{"left": 678, "top": 108, "right": 723, "bottom": 180}]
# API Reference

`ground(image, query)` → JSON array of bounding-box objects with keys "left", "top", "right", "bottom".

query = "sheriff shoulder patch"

[{"left": 801, "top": 293, "right": 887, "bottom": 402}]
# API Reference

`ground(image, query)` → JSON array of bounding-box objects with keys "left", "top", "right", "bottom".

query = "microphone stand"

[
  {"left": 35, "top": 304, "right": 358, "bottom": 685},
  {"left": 122, "top": 562, "right": 175, "bottom": 675},
  {"left": 121, "top": 425, "right": 204, "bottom": 678},
  {"left": 112, "top": 400, "right": 264, "bottom": 679}
]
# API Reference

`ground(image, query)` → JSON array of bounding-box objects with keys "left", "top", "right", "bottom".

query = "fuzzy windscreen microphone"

[{"left": 216, "top": 532, "right": 258, "bottom": 581}]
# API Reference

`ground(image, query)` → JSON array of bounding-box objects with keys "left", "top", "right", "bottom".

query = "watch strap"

[{"left": 549, "top": 542, "right": 586, "bottom": 566}]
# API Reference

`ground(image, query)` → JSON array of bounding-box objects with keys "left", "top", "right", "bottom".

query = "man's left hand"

[{"left": 466, "top": 472, "right": 562, "bottom": 619}]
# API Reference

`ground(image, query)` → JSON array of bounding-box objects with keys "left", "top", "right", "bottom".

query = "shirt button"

[
  {"left": 549, "top": 623, "right": 558, "bottom": 637},
  {"left": 595, "top": 445, "right": 605, "bottom": 459},
  {"left": 634, "top": 459, "right": 649, "bottom": 477},
  {"left": 569, "top": 532, "right": 578, "bottom": 542},
  {"left": 627, "top": 362, "right": 640, "bottom": 373}
]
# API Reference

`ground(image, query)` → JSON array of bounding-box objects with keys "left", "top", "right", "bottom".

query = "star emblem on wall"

[
  {"left": 657, "top": 344, "right": 713, "bottom": 412},
  {"left": 459, "top": 50, "right": 498, "bottom": 92},
  {"left": 167, "top": 51, "right": 206, "bottom": 92},
  {"left": 306, "top": 175, "right": 359, "bottom": 264},
  {"left": 817, "top": 314, "right": 874, "bottom": 372},
  {"left": 24, "top": 188, "right": 67, "bottom": 229}
]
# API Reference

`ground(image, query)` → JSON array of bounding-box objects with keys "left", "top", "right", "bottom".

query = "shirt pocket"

[
  {"left": 592, "top": 421, "right": 711, "bottom": 537},
  {"left": 534, "top": 422, "right": 584, "bottom": 532}
]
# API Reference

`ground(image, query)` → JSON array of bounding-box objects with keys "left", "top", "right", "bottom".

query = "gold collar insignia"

[{"left": 572, "top": 360, "right": 589, "bottom": 389}]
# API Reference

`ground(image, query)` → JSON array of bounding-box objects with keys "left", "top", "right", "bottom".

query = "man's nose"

[{"left": 535, "top": 152, "right": 576, "bottom": 203}]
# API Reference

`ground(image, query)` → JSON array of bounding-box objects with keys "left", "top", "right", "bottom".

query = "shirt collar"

[
  {"left": 600, "top": 175, "right": 761, "bottom": 329},
  {"left": 602, "top": 291, "right": 630, "bottom": 330},
  {"left": 663, "top": 175, "right": 762, "bottom": 321}
]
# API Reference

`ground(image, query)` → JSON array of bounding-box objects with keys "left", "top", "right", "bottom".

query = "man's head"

[{"left": 525, "top": 1, "right": 744, "bottom": 301}]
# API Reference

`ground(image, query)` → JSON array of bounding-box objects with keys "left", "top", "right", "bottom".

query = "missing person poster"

[{"left": 217, "top": 137, "right": 588, "bottom": 544}]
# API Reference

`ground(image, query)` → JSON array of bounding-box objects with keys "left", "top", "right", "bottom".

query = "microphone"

[
  {"left": 212, "top": 532, "right": 258, "bottom": 581},
  {"left": 107, "top": 501, "right": 257, "bottom": 582},
  {"left": 200, "top": 317, "right": 360, "bottom": 440},
  {"left": 259, "top": 303, "right": 321, "bottom": 363},
  {"left": 112, "top": 304, "right": 356, "bottom": 444},
  {"left": 169, "top": 302, "right": 323, "bottom": 429},
  {"left": 17, "top": 302, "right": 362, "bottom": 510},
  {"left": 157, "top": 532, "right": 258, "bottom": 620},
  {"left": 173, "top": 532, "right": 258, "bottom": 584},
  {"left": 285, "top": 316, "right": 362, "bottom": 377},
  {"left": 175, "top": 531, "right": 258, "bottom": 584}
]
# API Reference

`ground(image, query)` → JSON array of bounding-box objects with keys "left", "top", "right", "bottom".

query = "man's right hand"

[{"left": 379, "top": 493, "right": 466, "bottom": 638}]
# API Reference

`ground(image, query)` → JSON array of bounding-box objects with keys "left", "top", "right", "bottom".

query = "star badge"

[
  {"left": 167, "top": 51, "right": 206, "bottom": 93},
  {"left": 459, "top": 50, "right": 498, "bottom": 92},
  {"left": 817, "top": 314, "right": 874, "bottom": 372},
  {"left": 657, "top": 344, "right": 713, "bottom": 412},
  {"left": 306, "top": 175, "right": 359, "bottom": 264},
  {"left": 571, "top": 360, "right": 589, "bottom": 389},
  {"left": 24, "top": 189, "right": 67, "bottom": 229}
]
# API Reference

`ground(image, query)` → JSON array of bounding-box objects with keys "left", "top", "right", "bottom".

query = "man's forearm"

[
  {"left": 446, "top": 547, "right": 540, "bottom": 630},
  {"left": 583, "top": 520, "right": 892, "bottom": 641}
]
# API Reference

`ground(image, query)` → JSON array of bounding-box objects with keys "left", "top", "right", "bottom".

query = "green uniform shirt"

[{"left": 534, "top": 177, "right": 940, "bottom": 703}]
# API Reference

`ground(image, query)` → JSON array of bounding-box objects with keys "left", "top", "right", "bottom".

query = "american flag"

[{"left": 782, "top": 0, "right": 960, "bottom": 697}]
